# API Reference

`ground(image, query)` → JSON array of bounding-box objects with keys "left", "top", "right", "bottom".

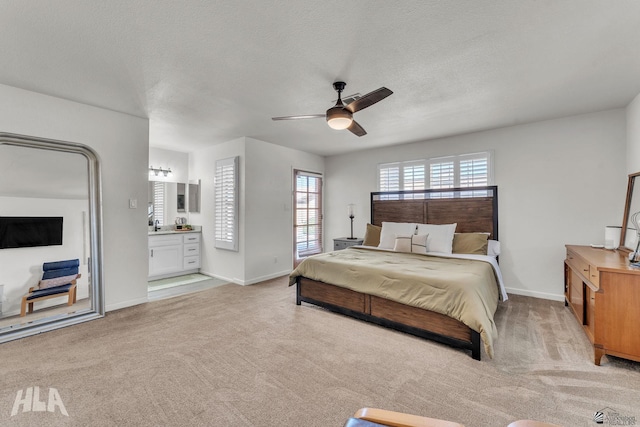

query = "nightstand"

[{"left": 333, "top": 237, "right": 364, "bottom": 251}]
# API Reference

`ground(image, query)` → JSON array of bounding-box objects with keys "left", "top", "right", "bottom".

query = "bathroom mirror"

[
  {"left": 0, "top": 132, "right": 104, "bottom": 343},
  {"left": 148, "top": 181, "right": 188, "bottom": 226},
  {"left": 177, "top": 183, "right": 186, "bottom": 213},
  {"left": 620, "top": 171, "right": 640, "bottom": 252},
  {"left": 188, "top": 180, "right": 200, "bottom": 213}
]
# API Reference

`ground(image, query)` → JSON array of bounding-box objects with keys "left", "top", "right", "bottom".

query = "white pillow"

[
  {"left": 411, "top": 234, "right": 428, "bottom": 254},
  {"left": 393, "top": 234, "right": 429, "bottom": 254},
  {"left": 416, "top": 223, "right": 457, "bottom": 254},
  {"left": 393, "top": 235, "right": 412, "bottom": 252},
  {"left": 378, "top": 222, "right": 417, "bottom": 249},
  {"left": 488, "top": 240, "right": 501, "bottom": 257}
]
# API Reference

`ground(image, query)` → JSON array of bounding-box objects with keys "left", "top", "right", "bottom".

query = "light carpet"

[{"left": 0, "top": 276, "right": 639, "bottom": 427}]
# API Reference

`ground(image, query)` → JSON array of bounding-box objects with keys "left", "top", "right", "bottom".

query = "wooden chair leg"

[
  {"left": 28, "top": 301, "right": 34, "bottom": 314},
  {"left": 67, "top": 289, "right": 75, "bottom": 306},
  {"left": 20, "top": 297, "right": 27, "bottom": 317}
]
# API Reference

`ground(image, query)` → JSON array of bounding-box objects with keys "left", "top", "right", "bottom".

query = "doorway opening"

[{"left": 294, "top": 170, "right": 323, "bottom": 268}]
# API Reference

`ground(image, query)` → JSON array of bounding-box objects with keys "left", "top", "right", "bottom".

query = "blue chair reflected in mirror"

[{"left": 20, "top": 259, "right": 81, "bottom": 317}]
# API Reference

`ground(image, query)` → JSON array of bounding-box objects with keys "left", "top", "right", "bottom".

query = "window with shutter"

[
  {"left": 378, "top": 152, "right": 492, "bottom": 196},
  {"left": 294, "top": 170, "right": 323, "bottom": 260},
  {"left": 214, "top": 156, "right": 239, "bottom": 251}
]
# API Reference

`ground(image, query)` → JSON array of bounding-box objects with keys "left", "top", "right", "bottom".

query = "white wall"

[
  {"left": 188, "top": 137, "right": 324, "bottom": 285},
  {"left": 627, "top": 92, "right": 640, "bottom": 174},
  {"left": 189, "top": 137, "right": 247, "bottom": 283},
  {"left": 244, "top": 137, "right": 324, "bottom": 284},
  {"left": 0, "top": 84, "right": 150, "bottom": 312},
  {"left": 325, "top": 109, "right": 627, "bottom": 301},
  {"left": 149, "top": 147, "right": 189, "bottom": 183}
]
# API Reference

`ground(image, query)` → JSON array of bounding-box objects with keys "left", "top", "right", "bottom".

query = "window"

[
  {"left": 294, "top": 170, "right": 323, "bottom": 261},
  {"left": 152, "top": 182, "right": 165, "bottom": 226},
  {"left": 214, "top": 156, "right": 239, "bottom": 251},
  {"left": 378, "top": 152, "right": 492, "bottom": 196},
  {"left": 377, "top": 160, "right": 425, "bottom": 200}
]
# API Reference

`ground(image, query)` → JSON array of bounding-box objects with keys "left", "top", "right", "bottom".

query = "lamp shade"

[
  {"left": 326, "top": 107, "right": 353, "bottom": 130},
  {"left": 347, "top": 204, "right": 355, "bottom": 217}
]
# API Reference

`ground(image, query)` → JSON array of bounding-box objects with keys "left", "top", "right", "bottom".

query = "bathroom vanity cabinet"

[{"left": 149, "top": 232, "right": 201, "bottom": 279}]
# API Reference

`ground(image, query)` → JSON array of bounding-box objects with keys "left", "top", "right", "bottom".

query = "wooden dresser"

[{"left": 564, "top": 245, "right": 640, "bottom": 365}]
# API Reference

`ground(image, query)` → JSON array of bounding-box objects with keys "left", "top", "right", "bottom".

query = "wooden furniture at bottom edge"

[
  {"left": 565, "top": 245, "right": 640, "bottom": 365},
  {"left": 296, "top": 277, "right": 481, "bottom": 360},
  {"left": 348, "top": 407, "right": 562, "bottom": 427}
]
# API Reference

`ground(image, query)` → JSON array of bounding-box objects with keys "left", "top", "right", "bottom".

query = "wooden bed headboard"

[{"left": 370, "top": 186, "right": 498, "bottom": 239}]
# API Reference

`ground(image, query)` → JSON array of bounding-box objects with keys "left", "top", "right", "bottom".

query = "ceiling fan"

[{"left": 272, "top": 81, "right": 393, "bottom": 137}]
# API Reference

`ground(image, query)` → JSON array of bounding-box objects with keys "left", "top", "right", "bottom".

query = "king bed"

[{"left": 289, "top": 186, "right": 505, "bottom": 360}]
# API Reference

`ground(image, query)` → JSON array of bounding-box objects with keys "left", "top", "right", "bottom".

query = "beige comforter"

[{"left": 289, "top": 247, "right": 500, "bottom": 358}]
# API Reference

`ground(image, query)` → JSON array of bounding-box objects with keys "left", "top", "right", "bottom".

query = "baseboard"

[
  {"left": 106, "top": 296, "right": 148, "bottom": 312},
  {"left": 200, "top": 269, "right": 291, "bottom": 286},
  {"left": 242, "top": 270, "right": 292, "bottom": 286},
  {"left": 505, "top": 287, "right": 564, "bottom": 302}
]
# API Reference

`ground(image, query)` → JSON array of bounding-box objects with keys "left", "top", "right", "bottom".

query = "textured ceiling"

[{"left": 1, "top": 1, "right": 639, "bottom": 156}]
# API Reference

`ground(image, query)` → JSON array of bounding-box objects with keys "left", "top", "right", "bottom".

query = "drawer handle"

[
  {"left": 583, "top": 269, "right": 588, "bottom": 272},
  {"left": 150, "top": 249, "right": 153, "bottom": 257}
]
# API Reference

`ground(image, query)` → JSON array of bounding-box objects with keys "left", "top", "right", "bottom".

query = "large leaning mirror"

[
  {"left": 0, "top": 132, "right": 104, "bottom": 343},
  {"left": 620, "top": 171, "right": 640, "bottom": 253}
]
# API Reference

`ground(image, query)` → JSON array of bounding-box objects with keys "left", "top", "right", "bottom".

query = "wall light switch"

[{"left": 129, "top": 198, "right": 137, "bottom": 209}]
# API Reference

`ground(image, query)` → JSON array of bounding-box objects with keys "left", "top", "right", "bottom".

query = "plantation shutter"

[
  {"left": 214, "top": 156, "right": 239, "bottom": 251},
  {"left": 378, "top": 152, "right": 492, "bottom": 196},
  {"left": 459, "top": 153, "right": 488, "bottom": 187},
  {"left": 378, "top": 163, "right": 400, "bottom": 200},
  {"left": 153, "top": 182, "right": 165, "bottom": 226},
  {"left": 429, "top": 158, "right": 455, "bottom": 189},
  {"left": 402, "top": 161, "right": 425, "bottom": 199}
]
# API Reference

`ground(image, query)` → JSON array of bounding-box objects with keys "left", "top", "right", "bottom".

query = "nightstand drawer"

[
  {"left": 333, "top": 238, "right": 364, "bottom": 251},
  {"left": 334, "top": 241, "right": 349, "bottom": 250}
]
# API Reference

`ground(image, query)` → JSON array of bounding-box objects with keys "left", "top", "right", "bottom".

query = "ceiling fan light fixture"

[{"left": 326, "top": 107, "right": 353, "bottom": 130}]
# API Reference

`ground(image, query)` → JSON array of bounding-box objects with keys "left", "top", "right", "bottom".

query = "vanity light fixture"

[{"left": 149, "top": 166, "right": 172, "bottom": 177}]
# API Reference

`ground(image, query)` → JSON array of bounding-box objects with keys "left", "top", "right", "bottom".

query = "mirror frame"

[
  {"left": 620, "top": 171, "right": 640, "bottom": 253},
  {"left": 0, "top": 132, "right": 105, "bottom": 343}
]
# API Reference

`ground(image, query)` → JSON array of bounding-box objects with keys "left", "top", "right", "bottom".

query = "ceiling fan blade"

[
  {"left": 272, "top": 114, "right": 325, "bottom": 121},
  {"left": 347, "top": 120, "right": 367, "bottom": 137},
  {"left": 346, "top": 87, "right": 393, "bottom": 113}
]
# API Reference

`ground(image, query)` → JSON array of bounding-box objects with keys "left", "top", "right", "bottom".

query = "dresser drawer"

[
  {"left": 566, "top": 251, "right": 590, "bottom": 279},
  {"left": 183, "top": 256, "right": 200, "bottom": 270},
  {"left": 588, "top": 264, "right": 600, "bottom": 288}
]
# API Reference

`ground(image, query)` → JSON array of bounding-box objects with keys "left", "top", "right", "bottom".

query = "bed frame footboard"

[{"left": 296, "top": 277, "right": 481, "bottom": 360}]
